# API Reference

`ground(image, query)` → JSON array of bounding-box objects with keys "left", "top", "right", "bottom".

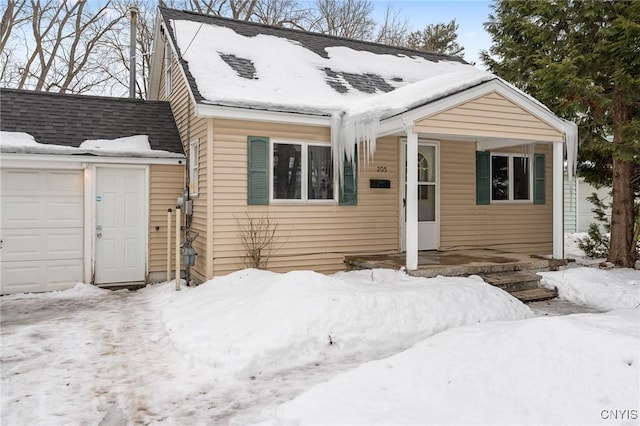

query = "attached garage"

[
  {"left": 1, "top": 169, "right": 84, "bottom": 294},
  {"left": 1, "top": 88, "right": 186, "bottom": 295}
]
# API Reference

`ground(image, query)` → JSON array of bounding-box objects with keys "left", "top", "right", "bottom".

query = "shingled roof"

[
  {"left": 158, "top": 7, "right": 484, "bottom": 116},
  {"left": 0, "top": 88, "right": 184, "bottom": 155}
]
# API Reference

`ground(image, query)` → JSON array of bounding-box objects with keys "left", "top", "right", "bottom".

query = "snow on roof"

[
  {"left": 0, "top": 132, "right": 183, "bottom": 158},
  {"left": 170, "top": 19, "right": 492, "bottom": 117}
]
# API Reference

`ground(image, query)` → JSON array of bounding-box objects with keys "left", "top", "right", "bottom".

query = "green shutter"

[
  {"left": 534, "top": 153, "right": 545, "bottom": 205},
  {"left": 476, "top": 151, "right": 490, "bottom": 205},
  {"left": 247, "top": 136, "right": 269, "bottom": 205},
  {"left": 339, "top": 155, "right": 357, "bottom": 205}
]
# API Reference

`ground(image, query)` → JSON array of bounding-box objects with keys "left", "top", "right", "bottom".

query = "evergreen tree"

[
  {"left": 407, "top": 19, "right": 464, "bottom": 57},
  {"left": 482, "top": 0, "right": 640, "bottom": 267}
]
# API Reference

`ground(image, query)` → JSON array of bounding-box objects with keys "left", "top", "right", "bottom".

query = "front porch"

[{"left": 344, "top": 249, "right": 567, "bottom": 278}]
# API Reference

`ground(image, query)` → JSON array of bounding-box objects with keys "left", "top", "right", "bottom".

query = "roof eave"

[{"left": 195, "top": 103, "right": 332, "bottom": 126}]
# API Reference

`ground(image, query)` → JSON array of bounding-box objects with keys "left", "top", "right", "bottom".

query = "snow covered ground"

[{"left": 1, "top": 267, "right": 638, "bottom": 425}]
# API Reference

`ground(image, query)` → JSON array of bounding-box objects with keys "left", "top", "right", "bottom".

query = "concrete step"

[
  {"left": 480, "top": 271, "right": 541, "bottom": 292},
  {"left": 510, "top": 287, "right": 558, "bottom": 303}
]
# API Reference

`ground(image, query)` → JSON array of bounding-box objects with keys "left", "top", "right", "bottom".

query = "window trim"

[
  {"left": 189, "top": 140, "right": 199, "bottom": 196},
  {"left": 490, "top": 153, "right": 533, "bottom": 204},
  {"left": 269, "top": 139, "right": 335, "bottom": 204}
]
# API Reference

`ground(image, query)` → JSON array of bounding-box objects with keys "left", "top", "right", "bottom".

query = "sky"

[{"left": 371, "top": 0, "right": 494, "bottom": 67}]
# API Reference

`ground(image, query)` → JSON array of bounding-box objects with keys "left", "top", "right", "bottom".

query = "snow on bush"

[
  {"left": 263, "top": 309, "right": 639, "bottom": 426},
  {"left": 540, "top": 267, "right": 640, "bottom": 311},
  {"left": 154, "top": 269, "right": 532, "bottom": 378}
]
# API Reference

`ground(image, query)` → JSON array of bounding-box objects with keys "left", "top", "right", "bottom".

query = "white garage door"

[{"left": 1, "top": 169, "right": 84, "bottom": 295}]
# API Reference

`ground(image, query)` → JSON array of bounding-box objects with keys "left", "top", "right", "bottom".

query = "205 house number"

[{"left": 377, "top": 166, "right": 388, "bottom": 173}]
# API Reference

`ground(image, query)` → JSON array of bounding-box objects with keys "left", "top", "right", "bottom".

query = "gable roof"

[
  {"left": 156, "top": 7, "right": 493, "bottom": 118},
  {"left": 0, "top": 88, "right": 184, "bottom": 155}
]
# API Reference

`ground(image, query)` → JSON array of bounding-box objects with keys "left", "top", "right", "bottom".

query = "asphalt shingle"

[{"left": 0, "top": 88, "right": 184, "bottom": 154}]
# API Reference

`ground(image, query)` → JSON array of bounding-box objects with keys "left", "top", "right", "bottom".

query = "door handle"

[{"left": 97, "top": 233, "right": 102, "bottom": 238}]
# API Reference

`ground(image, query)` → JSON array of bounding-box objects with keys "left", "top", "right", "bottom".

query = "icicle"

[
  {"left": 522, "top": 143, "right": 535, "bottom": 172},
  {"left": 331, "top": 110, "right": 381, "bottom": 189},
  {"left": 565, "top": 121, "right": 578, "bottom": 184}
]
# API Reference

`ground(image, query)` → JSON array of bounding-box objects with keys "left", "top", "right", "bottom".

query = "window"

[
  {"left": 491, "top": 154, "right": 531, "bottom": 202},
  {"left": 272, "top": 141, "right": 333, "bottom": 202},
  {"left": 164, "top": 41, "right": 172, "bottom": 97},
  {"left": 189, "top": 140, "right": 199, "bottom": 195},
  {"left": 248, "top": 136, "right": 355, "bottom": 206}
]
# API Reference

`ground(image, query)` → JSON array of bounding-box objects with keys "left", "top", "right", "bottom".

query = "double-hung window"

[
  {"left": 491, "top": 153, "right": 531, "bottom": 202},
  {"left": 272, "top": 141, "right": 333, "bottom": 202},
  {"left": 476, "top": 150, "right": 544, "bottom": 205}
]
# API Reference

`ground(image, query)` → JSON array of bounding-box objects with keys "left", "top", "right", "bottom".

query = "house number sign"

[{"left": 376, "top": 166, "right": 388, "bottom": 173}]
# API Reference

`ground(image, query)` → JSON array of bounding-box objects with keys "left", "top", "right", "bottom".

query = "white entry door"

[
  {"left": 95, "top": 167, "right": 146, "bottom": 284},
  {"left": 403, "top": 142, "right": 438, "bottom": 251}
]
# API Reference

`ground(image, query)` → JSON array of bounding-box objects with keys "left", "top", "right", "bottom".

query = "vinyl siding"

[
  {"left": 439, "top": 141, "right": 553, "bottom": 255},
  {"left": 564, "top": 173, "right": 577, "bottom": 233},
  {"left": 160, "top": 48, "right": 209, "bottom": 283},
  {"left": 209, "top": 118, "right": 399, "bottom": 277},
  {"left": 148, "top": 164, "right": 185, "bottom": 276},
  {"left": 415, "top": 92, "right": 564, "bottom": 142}
]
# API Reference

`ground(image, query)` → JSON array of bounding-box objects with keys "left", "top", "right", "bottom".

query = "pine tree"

[
  {"left": 482, "top": 0, "right": 640, "bottom": 267},
  {"left": 407, "top": 20, "right": 464, "bottom": 57}
]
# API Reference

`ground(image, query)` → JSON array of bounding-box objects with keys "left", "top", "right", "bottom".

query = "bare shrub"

[{"left": 237, "top": 214, "right": 279, "bottom": 269}]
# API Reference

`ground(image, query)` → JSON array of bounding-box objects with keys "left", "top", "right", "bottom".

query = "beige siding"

[
  {"left": 439, "top": 141, "right": 553, "bottom": 255},
  {"left": 415, "top": 92, "right": 564, "bottom": 142},
  {"left": 159, "top": 48, "right": 210, "bottom": 283},
  {"left": 210, "top": 119, "right": 399, "bottom": 277},
  {"left": 148, "top": 164, "right": 186, "bottom": 276}
]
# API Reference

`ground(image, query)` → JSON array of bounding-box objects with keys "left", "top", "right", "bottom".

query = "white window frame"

[
  {"left": 164, "top": 41, "right": 172, "bottom": 97},
  {"left": 269, "top": 139, "right": 335, "bottom": 204},
  {"left": 490, "top": 153, "right": 533, "bottom": 203},
  {"left": 189, "top": 140, "right": 199, "bottom": 196}
]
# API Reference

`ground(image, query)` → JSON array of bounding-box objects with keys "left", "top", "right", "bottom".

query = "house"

[
  {"left": 564, "top": 173, "right": 611, "bottom": 233},
  {"left": 147, "top": 7, "right": 578, "bottom": 283},
  {"left": 0, "top": 89, "right": 185, "bottom": 295}
]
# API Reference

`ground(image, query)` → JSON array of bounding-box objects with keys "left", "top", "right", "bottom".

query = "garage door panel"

[
  {"left": 46, "top": 171, "right": 84, "bottom": 194},
  {"left": 2, "top": 198, "right": 42, "bottom": 227},
  {"left": 1, "top": 228, "right": 83, "bottom": 261},
  {"left": 1, "top": 170, "right": 40, "bottom": 194},
  {"left": 1, "top": 168, "right": 84, "bottom": 294},
  {"left": 1, "top": 259, "right": 83, "bottom": 294},
  {"left": 2, "top": 197, "right": 82, "bottom": 228},
  {"left": 46, "top": 198, "right": 83, "bottom": 227}
]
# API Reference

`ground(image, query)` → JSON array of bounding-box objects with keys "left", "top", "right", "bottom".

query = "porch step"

[
  {"left": 480, "top": 271, "right": 541, "bottom": 292},
  {"left": 479, "top": 271, "right": 557, "bottom": 303},
  {"left": 510, "top": 287, "right": 558, "bottom": 303}
]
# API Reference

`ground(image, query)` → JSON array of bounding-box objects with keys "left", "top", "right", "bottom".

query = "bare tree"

[
  {"left": 101, "top": 0, "right": 155, "bottom": 97},
  {"left": 307, "top": 0, "right": 376, "bottom": 40},
  {"left": 252, "top": 0, "right": 307, "bottom": 28},
  {"left": 374, "top": 5, "right": 409, "bottom": 47},
  {"left": 407, "top": 19, "right": 465, "bottom": 57},
  {"left": 3, "top": 0, "right": 126, "bottom": 94}
]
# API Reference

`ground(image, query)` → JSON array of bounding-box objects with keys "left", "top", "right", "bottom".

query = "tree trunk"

[{"left": 607, "top": 97, "right": 636, "bottom": 267}]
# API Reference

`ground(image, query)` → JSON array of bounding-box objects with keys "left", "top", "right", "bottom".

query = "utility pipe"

[
  {"left": 129, "top": 6, "right": 138, "bottom": 99},
  {"left": 167, "top": 208, "right": 172, "bottom": 282},
  {"left": 175, "top": 207, "right": 181, "bottom": 291}
]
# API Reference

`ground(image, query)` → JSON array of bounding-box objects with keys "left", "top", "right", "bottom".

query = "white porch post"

[
  {"left": 406, "top": 127, "right": 418, "bottom": 270},
  {"left": 553, "top": 141, "right": 564, "bottom": 259}
]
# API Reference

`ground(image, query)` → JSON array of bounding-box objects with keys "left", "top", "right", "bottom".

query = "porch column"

[
  {"left": 553, "top": 141, "right": 564, "bottom": 259},
  {"left": 406, "top": 127, "right": 418, "bottom": 271}
]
